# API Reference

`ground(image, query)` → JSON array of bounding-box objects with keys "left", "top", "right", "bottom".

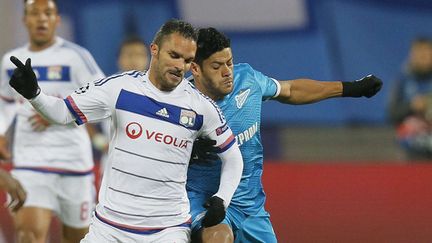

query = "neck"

[{"left": 29, "top": 38, "right": 56, "bottom": 51}]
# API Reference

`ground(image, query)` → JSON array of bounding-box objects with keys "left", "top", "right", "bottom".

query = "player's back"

[
  {"left": 187, "top": 63, "right": 279, "bottom": 214},
  {"left": 0, "top": 37, "right": 104, "bottom": 173}
]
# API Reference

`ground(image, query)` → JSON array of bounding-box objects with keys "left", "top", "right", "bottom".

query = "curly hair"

[{"left": 194, "top": 27, "right": 231, "bottom": 66}]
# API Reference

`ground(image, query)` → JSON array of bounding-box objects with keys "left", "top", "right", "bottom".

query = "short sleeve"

[{"left": 248, "top": 65, "right": 280, "bottom": 100}]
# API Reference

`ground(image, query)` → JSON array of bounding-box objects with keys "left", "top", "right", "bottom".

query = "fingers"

[
  {"left": 28, "top": 113, "right": 50, "bottom": 132},
  {"left": 7, "top": 180, "right": 26, "bottom": 212},
  {"left": 25, "top": 58, "right": 31, "bottom": 68},
  {"left": 10, "top": 56, "right": 25, "bottom": 69}
]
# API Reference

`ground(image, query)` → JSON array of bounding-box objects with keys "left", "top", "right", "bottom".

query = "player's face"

[
  {"left": 149, "top": 33, "right": 196, "bottom": 91},
  {"left": 24, "top": 0, "right": 60, "bottom": 50},
  {"left": 118, "top": 43, "right": 149, "bottom": 72},
  {"left": 193, "top": 48, "right": 234, "bottom": 100},
  {"left": 409, "top": 43, "right": 432, "bottom": 74}
]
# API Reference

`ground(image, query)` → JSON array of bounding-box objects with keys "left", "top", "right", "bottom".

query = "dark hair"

[
  {"left": 152, "top": 19, "right": 197, "bottom": 47},
  {"left": 24, "top": 0, "right": 58, "bottom": 14},
  {"left": 194, "top": 27, "right": 231, "bottom": 66},
  {"left": 118, "top": 36, "right": 147, "bottom": 56},
  {"left": 412, "top": 37, "right": 432, "bottom": 46}
]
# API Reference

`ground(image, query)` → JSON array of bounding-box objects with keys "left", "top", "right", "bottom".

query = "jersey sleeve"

[
  {"left": 247, "top": 64, "right": 281, "bottom": 101},
  {"left": 199, "top": 99, "right": 236, "bottom": 154},
  {"left": 64, "top": 77, "right": 116, "bottom": 125}
]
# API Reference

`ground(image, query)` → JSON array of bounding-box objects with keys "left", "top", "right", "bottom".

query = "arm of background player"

[{"left": 213, "top": 142, "right": 243, "bottom": 208}]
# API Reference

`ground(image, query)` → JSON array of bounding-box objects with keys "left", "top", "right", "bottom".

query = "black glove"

[
  {"left": 342, "top": 74, "right": 382, "bottom": 98},
  {"left": 189, "top": 138, "right": 218, "bottom": 166},
  {"left": 202, "top": 196, "right": 226, "bottom": 228},
  {"left": 9, "top": 56, "right": 40, "bottom": 99}
]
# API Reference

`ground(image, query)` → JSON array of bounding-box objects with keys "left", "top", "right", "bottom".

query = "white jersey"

[
  {"left": 66, "top": 71, "right": 236, "bottom": 231},
  {"left": 0, "top": 37, "right": 104, "bottom": 174}
]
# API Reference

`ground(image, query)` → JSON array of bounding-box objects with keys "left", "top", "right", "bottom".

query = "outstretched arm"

[{"left": 275, "top": 75, "right": 382, "bottom": 104}]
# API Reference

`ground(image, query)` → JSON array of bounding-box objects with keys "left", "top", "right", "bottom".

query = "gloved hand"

[
  {"left": 9, "top": 56, "right": 40, "bottom": 99},
  {"left": 189, "top": 137, "right": 218, "bottom": 166},
  {"left": 202, "top": 196, "right": 226, "bottom": 228},
  {"left": 342, "top": 74, "right": 383, "bottom": 98}
]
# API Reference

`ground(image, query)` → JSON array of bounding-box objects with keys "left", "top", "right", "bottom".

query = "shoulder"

[
  {"left": 94, "top": 70, "right": 145, "bottom": 87},
  {"left": 234, "top": 63, "right": 254, "bottom": 74},
  {"left": 58, "top": 38, "right": 96, "bottom": 61},
  {"left": 185, "top": 82, "right": 225, "bottom": 121},
  {"left": 1, "top": 46, "right": 26, "bottom": 68}
]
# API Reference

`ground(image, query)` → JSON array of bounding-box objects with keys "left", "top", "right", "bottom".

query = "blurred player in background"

[
  {"left": 8, "top": 19, "right": 244, "bottom": 242},
  {"left": 388, "top": 37, "right": 432, "bottom": 160},
  {"left": 117, "top": 36, "right": 149, "bottom": 72},
  {"left": 0, "top": 0, "right": 104, "bottom": 242},
  {"left": 187, "top": 27, "right": 383, "bottom": 243},
  {"left": 89, "top": 36, "right": 150, "bottom": 158}
]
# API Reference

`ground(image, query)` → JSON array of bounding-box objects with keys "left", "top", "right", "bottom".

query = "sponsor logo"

[
  {"left": 126, "top": 122, "right": 143, "bottom": 139},
  {"left": 179, "top": 109, "right": 196, "bottom": 127},
  {"left": 156, "top": 108, "right": 169, "bottom": 118},
  {"left": 236, "top": 121, "right": 258, "bottom": 146},
  {"left": 235, "top": 89, "right": 250, "bottom": 109},
  {"left": 125, "top": 121, "right": 189, "bottom": 148}
]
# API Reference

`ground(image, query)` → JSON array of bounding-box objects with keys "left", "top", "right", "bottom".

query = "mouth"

[
  {"left": 35, "top": 26, "right": 48, "bottom": 35},
  {"left": 223, "top": 78, "right": 233, "bottom": 86},
  {"left": 168, "top": 71, "right": 182, "bottom": 81}
]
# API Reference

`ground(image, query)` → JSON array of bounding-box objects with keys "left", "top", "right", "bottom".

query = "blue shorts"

[{"left": 188, "top": 189, "right": 277, "bottom": 243}]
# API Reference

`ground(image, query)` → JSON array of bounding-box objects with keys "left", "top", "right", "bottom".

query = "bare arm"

[
  {"left": 276, "top": 79, "right": 342, "bottom": 104},
  {"left": 275, "top": 75, "right": 382, "bottom": 104}
]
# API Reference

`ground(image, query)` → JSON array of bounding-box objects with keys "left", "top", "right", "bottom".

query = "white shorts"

[
  {"left": 11, "top": 170, "right": 95, "bottom": 228},
  {"left": 81, "top": 214, "right": 191, "bottom": 243}
]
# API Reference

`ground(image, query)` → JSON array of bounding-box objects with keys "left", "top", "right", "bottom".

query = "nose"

[
  {"left": 36, "top": 12, "right": 49, "bottom": 21},
  {"left": 222, "top": 65, "right": 232, "bottom": 77}
]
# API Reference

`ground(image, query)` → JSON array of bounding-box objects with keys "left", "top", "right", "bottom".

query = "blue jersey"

[{"left": 187, "top": 63, "right": 279, "bottom": 215}]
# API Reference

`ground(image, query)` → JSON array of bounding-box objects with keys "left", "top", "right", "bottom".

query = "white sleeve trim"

[
  {"left": 29, "top": 92, "right": 75, "bottom": 125},
  {"left": 272, "top": 78, "right": 281, "bottom": 98},
  {"left": 213, "top": 143, "right": 243, "bottom": 208}
]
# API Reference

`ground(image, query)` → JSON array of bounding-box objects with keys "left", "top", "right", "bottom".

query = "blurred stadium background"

[{"left": 1, "top": 0, "right": 432, "bottom": 242}]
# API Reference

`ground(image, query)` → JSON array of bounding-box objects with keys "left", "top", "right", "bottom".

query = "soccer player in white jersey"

[
  {"left": 0, "top": 0, "right": 104, "bottom": 242},
  {"left": 7, "top": 19, "right": 244, "bottom": 243}
]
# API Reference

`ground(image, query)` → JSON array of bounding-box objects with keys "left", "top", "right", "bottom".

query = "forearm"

[
  {"left": 29, "top": 92, "right": 75, "bottom": 125},
  {"left": 214, "top": 144, "right": 243, "bottom": 208},
  {"left": 276, "top": 79, "right": 342, "bottom": 104}
]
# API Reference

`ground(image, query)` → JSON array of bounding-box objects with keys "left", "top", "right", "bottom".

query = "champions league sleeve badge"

[{"left": 179, "top": 109, "right": 196, "bottom": 128}]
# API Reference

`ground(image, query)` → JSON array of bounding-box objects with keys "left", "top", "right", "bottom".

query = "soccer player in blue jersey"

[{"left": 187, "top": 27, "right": 382, "bottom": 243}]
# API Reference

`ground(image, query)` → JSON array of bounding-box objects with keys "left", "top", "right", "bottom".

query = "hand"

[
  {"left": 0, "top": 136, "right": 11, "bottom": 162},
  {"left": 28, "top": 113, "right": 51, "bottom": 132},
  {"left": 202, "top": 196, "right": 225, "bottom": 228},
  {"left": 9, "top": 56, "right": 40, "bottom": 99},
  {"left": 342, "top": 74, "right": 383, "bottom": 98},
  {"left": 0, "top": 170, "right": 26, "bottom": 212},
  {"left": 189, "top": 138, "right": 218, "bottom": 166}
]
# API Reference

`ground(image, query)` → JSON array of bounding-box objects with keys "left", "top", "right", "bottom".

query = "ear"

[
  {"left": 56, "top": 14, "right": 62, "bottom": 27},
  {"left": 150, "top": 43, "right": 159, "bottom": 57},
  {"left": 190, "top": 62, "right": 200, "bottom": 77}
]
